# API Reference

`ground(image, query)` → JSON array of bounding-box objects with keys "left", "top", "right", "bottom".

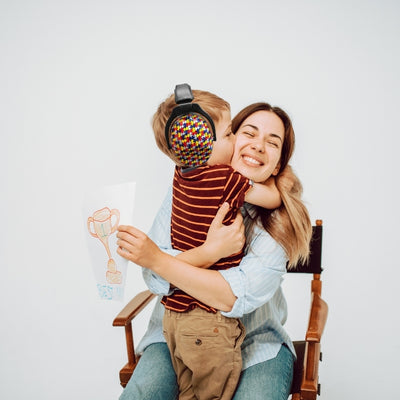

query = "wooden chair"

[
  {"left": 289, "top": 220, "right": 328, "bottom": 399},
  {"left": 113, "top": 220, "right": 328, "bottom": 400}
]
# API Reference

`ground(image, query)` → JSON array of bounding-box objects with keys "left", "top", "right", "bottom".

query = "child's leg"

[
  {"left": 174, "top": 308, "right": 245, "bottom": 400},
  {"left": 163, "top": 310, "right": 197, "bottom": 400}
]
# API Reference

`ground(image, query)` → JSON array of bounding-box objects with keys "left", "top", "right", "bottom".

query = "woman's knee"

[
  {"left": 119, "top": 343, "right": 178, "bottom": 400},
  {"left": 233, "top": 345, "right": 294, "bottom": 400}
]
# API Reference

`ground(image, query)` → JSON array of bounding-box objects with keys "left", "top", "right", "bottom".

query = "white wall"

[{"left": 1, "top": 0, "right": 399, "bottom": 399}]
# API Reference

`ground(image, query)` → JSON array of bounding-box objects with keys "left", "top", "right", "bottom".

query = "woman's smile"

[{"left": 241, "top": 154, "right": 264, "bottom": 167}]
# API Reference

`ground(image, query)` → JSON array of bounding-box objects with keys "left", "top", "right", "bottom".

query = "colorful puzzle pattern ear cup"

[{"left": 170, "top": 113, "right": 213, "bottom": 167}]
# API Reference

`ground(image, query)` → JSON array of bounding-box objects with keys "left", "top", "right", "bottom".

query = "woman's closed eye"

[{"left": 268, "top": 140, "right": 279, "bottom": 148}]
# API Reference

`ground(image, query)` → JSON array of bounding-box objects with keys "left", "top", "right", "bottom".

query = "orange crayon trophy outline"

[{"left": 87, "top": 207, "right": 122, "bottom": 284}]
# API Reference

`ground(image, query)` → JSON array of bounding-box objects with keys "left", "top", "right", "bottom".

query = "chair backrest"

[
  {"left": 287, "top": 220, "right": 323, "bottom": 274},
  {"left": 286, "top": 220, "right": 327, "bottom": 398}
]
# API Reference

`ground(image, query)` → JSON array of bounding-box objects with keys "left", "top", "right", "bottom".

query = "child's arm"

[{"left": 245, "top": 176, "right": 281, "bottom": 209}]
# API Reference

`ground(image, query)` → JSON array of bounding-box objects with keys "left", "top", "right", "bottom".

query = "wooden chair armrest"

[
  {"left": 301, "top": 341, "right": 321, "bottom": 399},
  {"left": 305, "top": 292, "right": 328, "bottom": 342},
  {"left": 302, "top": 291, "right": 327, "bottom": 399},
  {"left": 113, "top": 289, "right": 156, "bottom": 387},
  {"left": 113, "top": 290, "right": 156, "bottom": 327}
]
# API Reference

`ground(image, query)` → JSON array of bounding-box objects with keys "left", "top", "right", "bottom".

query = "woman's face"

[{"left": 231, "top": 110, "right": 284, "bottom": 183}]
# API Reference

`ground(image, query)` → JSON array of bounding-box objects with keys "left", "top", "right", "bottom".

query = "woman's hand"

[
  {"left": 116, "top": 225, "right": 163, "bottom": 268},
  {"left": 203, "top": 202, "right": 245, "bottom": 260},
  {"left": 116, "top": 215, "right": 238, "bottom": 312}
]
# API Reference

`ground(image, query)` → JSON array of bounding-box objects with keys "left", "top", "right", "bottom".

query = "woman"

[{"left": 117, "top": 102, "right": 312, "bottom": 400}]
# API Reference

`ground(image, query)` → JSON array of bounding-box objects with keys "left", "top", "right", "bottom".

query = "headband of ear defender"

[{"left": 165, "top": 83, "right": 216, "bottom": 167}]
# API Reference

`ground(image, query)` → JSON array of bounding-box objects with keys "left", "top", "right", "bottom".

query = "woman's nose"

[{"left": 251, "top": 140, "right": 264, "bottom": 153}]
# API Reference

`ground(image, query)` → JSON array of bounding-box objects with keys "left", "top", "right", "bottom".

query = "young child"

[{"left": 152, "top": 84, "right": 281, "bottom": 400}]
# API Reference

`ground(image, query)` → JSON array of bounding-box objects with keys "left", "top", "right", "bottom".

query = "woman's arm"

[
  {"left": 117, "top": 216, "right": 287, "bottom": 315},
  {"left": 117, "top": 225, "right": 237, "bottom": 311},
  {"left": 120, "top": 185, "right": 245, "bottom": 300},
  {"left": 118, "top": 188, "right": 286, "bottom": 314},
  {"left": 143, "top": 189, "right": 287, "bottom": 316},
  {"left": 219, "top": 221, "right": 287, "bottom": 318}
]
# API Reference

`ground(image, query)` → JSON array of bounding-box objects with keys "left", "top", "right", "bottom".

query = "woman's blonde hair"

[
  {"left": 232, "top": 102, "right": 312, "bottom": 268},
  {"left": 152, "top": 90, "right": 230, "bottom": 167}
]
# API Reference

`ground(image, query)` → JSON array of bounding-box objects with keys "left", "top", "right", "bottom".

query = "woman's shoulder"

[{"left": 243, "top": 203, "right": 288, "bottom": 263}]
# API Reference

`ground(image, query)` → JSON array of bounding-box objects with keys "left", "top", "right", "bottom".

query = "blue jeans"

[{"left": 119, "top": 342, "right": 294, "bottom": 400}]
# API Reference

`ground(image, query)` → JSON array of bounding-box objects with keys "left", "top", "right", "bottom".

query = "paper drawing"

[
  {"left": 83, "top": 182, "right": 136, "bottom": 301},
  {"left": 87, "top": 207, "right": 122, "bottom": 284}
]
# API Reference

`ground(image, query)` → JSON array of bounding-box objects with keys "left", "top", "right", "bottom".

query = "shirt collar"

[{"left": 242, "top": 202, "right": 258, "bottom": 219}]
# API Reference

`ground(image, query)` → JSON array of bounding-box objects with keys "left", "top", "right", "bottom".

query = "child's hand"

[{"left": 116, "top": 225, "right": 163, "bottom": 268}]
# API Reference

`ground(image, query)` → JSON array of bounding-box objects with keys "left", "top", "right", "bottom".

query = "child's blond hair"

[{"left": 152, "top": 90, "right": 230, "bottom": 167}]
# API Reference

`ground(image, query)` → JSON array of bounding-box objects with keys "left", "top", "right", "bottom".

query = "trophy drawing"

[{"left": 87, "top": 207, "right": 122, "bottom": 284}]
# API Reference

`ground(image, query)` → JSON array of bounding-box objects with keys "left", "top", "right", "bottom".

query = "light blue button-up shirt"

[{"left": 136, "top": 186, "right": 295, "bottom": 369}]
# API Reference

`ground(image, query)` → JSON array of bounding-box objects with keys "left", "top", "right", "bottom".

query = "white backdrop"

[{"left": 1, "top": 1, "right": 399, "bottom": 399}]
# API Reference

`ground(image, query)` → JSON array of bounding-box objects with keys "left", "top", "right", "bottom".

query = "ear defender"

[{"left": 165, "top": 83, "right": 216, "bottom": 167}]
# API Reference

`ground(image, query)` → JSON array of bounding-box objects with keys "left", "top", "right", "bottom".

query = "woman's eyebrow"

[{"left": 242, "top": 124, "right": 258, "bottom": 130}]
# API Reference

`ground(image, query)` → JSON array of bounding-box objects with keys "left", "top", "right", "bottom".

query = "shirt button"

[{"left": 195, "top": 339, "right": 202, "bottom": 345}]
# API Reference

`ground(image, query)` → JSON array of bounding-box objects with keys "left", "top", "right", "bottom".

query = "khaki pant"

[{"left": 163, "top": 308, "right": 245, "bottom": 400}]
